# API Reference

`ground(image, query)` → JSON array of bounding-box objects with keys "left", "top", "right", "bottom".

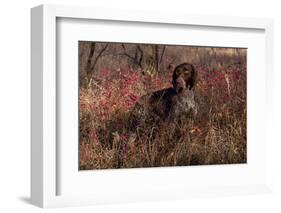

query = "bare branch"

[
  {"left": 119, "top": 53, "right": 135, "bottom": 60},
  {"left": 137, "top": 45, "right": 144, "bottom": 68},
  {"left": 120, "top": 44, "right": 135, "bottom": 61},
  {"left": 90, "top": 43, "right": 109, "bottom": 71},
  {"left": 159, "top": 45, "right": 166, "bottom": 65},
  {"left": 154, "top": 45, "right": 159, "bottom": 71},
  {"left": 85, "top": 42, "right": 96, "bottom": 75},
  {"left": 119, "top": 44, "right": 143, "bottom": 69}
]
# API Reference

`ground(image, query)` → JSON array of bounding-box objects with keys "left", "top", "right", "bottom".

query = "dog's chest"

[{"left": 173, "top": 91, "right": 197, "bottom": 118}]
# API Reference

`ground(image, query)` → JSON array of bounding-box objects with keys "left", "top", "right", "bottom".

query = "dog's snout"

[{"left": 175, "top": 76, "right": 186, "bottom": 93}]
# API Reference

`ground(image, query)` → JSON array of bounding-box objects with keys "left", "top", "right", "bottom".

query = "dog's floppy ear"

[
  {"left": 172, "top": 64, "right": 182, "bottom": 90},
  {"left": 188, "top": 64, "right": 197, "bottom": 90}
]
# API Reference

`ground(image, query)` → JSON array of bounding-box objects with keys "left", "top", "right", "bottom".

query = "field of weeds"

[{"left": 79, "top": 42, "right": 247, "bottom": 170}]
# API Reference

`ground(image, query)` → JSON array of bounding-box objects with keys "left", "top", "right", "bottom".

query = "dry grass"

[{"left": 79, "top": 44, "right": 247, "bottom": 170}]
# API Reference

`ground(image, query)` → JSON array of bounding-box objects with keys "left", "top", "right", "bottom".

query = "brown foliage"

[{"left": 79, "top": 42, "right": 247, "bottom": 170}]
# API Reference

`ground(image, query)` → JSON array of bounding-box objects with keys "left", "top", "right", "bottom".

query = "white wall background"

[{"left": 0, "top": 0, "right": 280, "bottom": 212}]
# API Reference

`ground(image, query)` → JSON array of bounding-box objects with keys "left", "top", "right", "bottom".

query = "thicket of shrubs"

[{"left": 79, "top": 42, "right": 247, "bottom": 170}]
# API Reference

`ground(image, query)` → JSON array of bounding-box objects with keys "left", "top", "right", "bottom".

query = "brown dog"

[{"left": 130, "top": 63, "right": 198, "bottom": 131}]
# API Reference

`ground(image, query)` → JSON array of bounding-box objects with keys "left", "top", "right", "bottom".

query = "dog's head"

[{"left": 172, "top": 63, "right": 197, "bottom": 93}]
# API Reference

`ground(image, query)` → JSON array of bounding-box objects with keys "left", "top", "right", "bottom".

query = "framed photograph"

[{"left": 31, "top": 4, "right": 274, "bottom": 208}]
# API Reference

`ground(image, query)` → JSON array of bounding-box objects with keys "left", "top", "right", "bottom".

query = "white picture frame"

[{"left": 31, "top": 4, "right": 274, "bottom": 208}]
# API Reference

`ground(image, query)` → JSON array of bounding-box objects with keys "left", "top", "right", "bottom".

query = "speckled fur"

[{"left": 130, "top": 63, "right": 198, "bottom": 131}]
